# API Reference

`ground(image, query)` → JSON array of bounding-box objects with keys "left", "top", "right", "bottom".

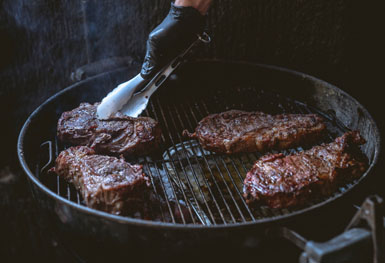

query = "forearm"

[{"left": 174, "top": 0, "right": 212, "bottom": 15}]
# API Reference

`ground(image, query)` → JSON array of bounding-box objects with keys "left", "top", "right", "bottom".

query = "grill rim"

[{"left": 17, "top": 60, "right": 381, "bottom": 229}]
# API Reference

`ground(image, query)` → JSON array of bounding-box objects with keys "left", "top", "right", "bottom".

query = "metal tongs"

[{"left": 97, "top": 33, "right": 211, "bottom": 119}]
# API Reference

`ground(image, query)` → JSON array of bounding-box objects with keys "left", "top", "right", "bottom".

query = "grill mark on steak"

[
  {"left": 51, "top": 146, "right": 151, "bottom": 215},
  {"left": 183, "top": 110, "right": 326, "bottom": 154},
  {"left": 243, "top": 131, "right": 368, "bottom": 209},
  {"left": 57, "top": 103, "right": 162, "bottom": 156}
]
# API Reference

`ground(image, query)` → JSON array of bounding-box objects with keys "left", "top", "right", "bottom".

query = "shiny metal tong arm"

[{"left": 97, "top": 33, "right": 211, "bottom": 119}]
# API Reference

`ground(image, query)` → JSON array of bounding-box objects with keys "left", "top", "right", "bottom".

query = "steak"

[
  {"left": 52, "top": 146, "right": 151, "bottom": 215},
  {"left": 183, "top": 110, "right": 326, "bottom": 154},
  {"left": 57, "top": 103, "right": 162, "bottom": 156},
  {"left": 243, "top": 131, "right": 367, "bottom": 208}
]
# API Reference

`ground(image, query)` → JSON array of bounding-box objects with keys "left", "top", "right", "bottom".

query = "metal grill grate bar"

[
  {"left": 142, "top": 108, "right": 197, "bottom": 224},
  {"left": 54, "top": 137, "right": 61, "bottom": 196},
  {"left": 143, "top": 162, "right": 167, "bottom": 223},
  {"left": 172, "top": 102, "right": 239, "bottom": 223},
  {"left": 195, "top": 94, "right": 273, "bottom": 219},
  {"left": 184, "top": 101, "right": 248, "bottom": 222},
  {"left": 168, "top": 101, "right": 240, "bottom": 223},
  {"left": 148, "top": 99, "right": 212, "bottom": 224},
  {"left": 145, "top": 160, "right": 175, "bottom": 223},
  {"left": 159, "top": 161, "right": 187, "bottom": 224},
  {"left": 199, "top": 100, "right": 257, "bottom": 221},
  {"left": 151, "top": 98, "right": 218, "bottom": 224}
]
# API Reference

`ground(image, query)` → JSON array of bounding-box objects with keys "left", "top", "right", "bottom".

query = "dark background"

[{"left": 0, "top": 0, "right": 384, "bottom": 262}]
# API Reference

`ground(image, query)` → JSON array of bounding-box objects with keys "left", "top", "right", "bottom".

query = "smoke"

[
  {"left": 3, "top": 0, "right": 54, "bottom": 32},
  {"left": 0, "top": 0, "right": 87, "bottom": 168},
  {"left": 2, "top": 0, "right": 171, "bottom": 71},
  {"left": 0, "top": 0, "right": 171, "bottom": 168}
]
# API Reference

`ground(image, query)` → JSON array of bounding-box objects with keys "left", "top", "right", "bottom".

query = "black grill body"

[{"left": 17, "top": 60, "right": 380, "bottom": 260}]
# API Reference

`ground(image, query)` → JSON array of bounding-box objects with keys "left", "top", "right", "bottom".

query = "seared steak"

[
  {"left": 183, "top": 110, "right": 326, "bottom": 154},
  {"left": 243, "top": 131, "right": 367, "bottom": 208},
  {"left": 57, "top": 103, "right": 162, "bottom": 156},
  {"left": 52, "top": 146, "right": 150, "bottom": 215}
]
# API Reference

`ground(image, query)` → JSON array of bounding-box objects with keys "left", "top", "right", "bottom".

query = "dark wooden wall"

[
  {"left": 0, "top": 0, "right": 383, "bottom": 168},
  {"left": 0, "top": 0, "right": 383, "bottom": 261}
]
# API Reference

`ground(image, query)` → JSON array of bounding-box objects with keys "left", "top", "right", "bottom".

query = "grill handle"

[{"left": 278, "top": 196, "right": 384, "bottom": 263}]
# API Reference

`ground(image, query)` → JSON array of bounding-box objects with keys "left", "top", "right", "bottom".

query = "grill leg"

[{"left": 277, "top": 195, "right": 384, "bottom": 263}]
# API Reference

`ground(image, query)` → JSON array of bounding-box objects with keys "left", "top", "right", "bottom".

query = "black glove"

[{"left": 140, "top": 3, "right": 205, "bottom": 80}]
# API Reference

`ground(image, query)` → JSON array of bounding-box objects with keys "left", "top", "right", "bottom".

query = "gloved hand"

[{"left": 140, "top": 3, "right": 205, "bottom": 80}]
